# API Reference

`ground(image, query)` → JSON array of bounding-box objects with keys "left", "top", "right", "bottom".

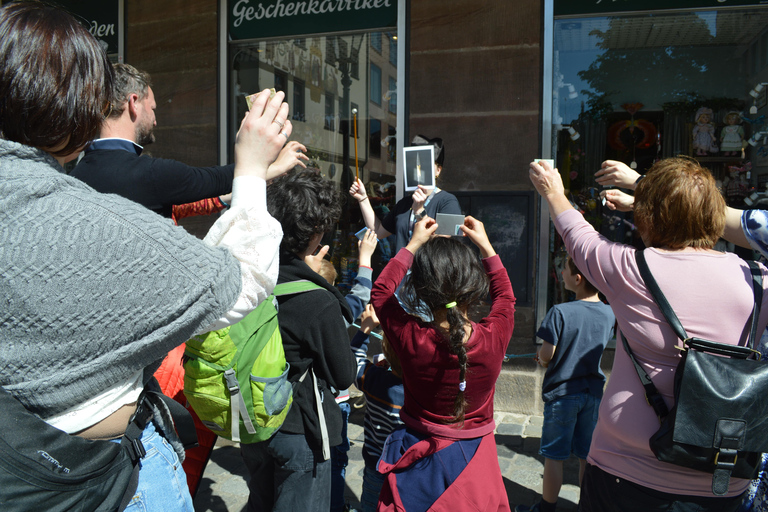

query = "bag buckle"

[{"left": 714, "top": 449, "right": 738, "bottom": 469}]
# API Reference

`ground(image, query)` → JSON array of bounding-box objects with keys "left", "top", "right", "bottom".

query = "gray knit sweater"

[{"left": 0, "top": 139, "right": 242, "bottom": 418}]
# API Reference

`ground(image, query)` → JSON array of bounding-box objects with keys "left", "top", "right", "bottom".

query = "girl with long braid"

[{"left": 371, "top": 215, "right": 516, "bottom": 511}]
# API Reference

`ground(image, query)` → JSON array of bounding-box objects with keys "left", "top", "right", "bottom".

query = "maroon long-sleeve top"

[{"left": 371, "top": 248, "right": 516, "bottom": 438}]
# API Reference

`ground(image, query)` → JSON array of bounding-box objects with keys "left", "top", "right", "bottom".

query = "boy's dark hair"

[
  {"left": 567, "top": 255, "right": 599, "bottom": 295},
  {"left": 400, "top": 237, "right": 489, "bottom": 425},
  {"left": 0, "top": 2, "right": 114, "bottom": 157},
  {"left": 267, "top": 169, "right": 341, "bottom": 259}
]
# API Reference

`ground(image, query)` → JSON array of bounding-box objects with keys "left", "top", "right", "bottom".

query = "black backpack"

[{"left": 0, "top": 385, "right": 154, "bottom": 511}]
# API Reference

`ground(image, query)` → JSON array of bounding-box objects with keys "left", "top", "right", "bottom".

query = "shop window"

[
  {"left": 388, "top": 76, "right": 397, "bottom": 114},
  {"left": 387, "top": 125, "right": 396, "bottom": 162},
  {"left": 370, "top": 119, "right": 381, "bottom": 159},
  {"left": 370, "top": 64, "right": 382, "bottom": 106},
  {"left": 229, "top": 29, "right": 399, "bottom": 284},
  {"left": 371, "top": 32, "right": 382, "bottom": 53},
  {"left": 274, "top": 70, "right": 287, "bottom": 94},
  {"left": 292, "top": 79, "right": 306, "bottom": 122},
  {"left": 544, "top": 6, "right": 768, "bottom": 309},
  {"left": 324, "top": 93, "right": 335, "bottom": 131}
]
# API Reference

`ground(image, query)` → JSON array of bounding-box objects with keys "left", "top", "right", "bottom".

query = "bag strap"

[
  {"left": 624, "top": 250, "right": 763, "bottom": 421},
  {"left": 636, "top": 250, "right": 762, "bottom": 349}
]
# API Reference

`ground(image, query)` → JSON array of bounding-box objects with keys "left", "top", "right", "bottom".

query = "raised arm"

[
  {"left": 723, "top": 206, "right": 751, "bottom": 248},
  {"left": 529, "top": 160, "right": 573, "bottom": 218},
  {"left": 198, "top": 90, "right": 293, "bottom": 333},
  {"left": 349, "top": 178, "right": 393, "bottom": 239}
]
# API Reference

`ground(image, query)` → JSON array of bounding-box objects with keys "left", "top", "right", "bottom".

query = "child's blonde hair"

[{"left": 317, "top": 259, "right": 337, "bottom": 285}]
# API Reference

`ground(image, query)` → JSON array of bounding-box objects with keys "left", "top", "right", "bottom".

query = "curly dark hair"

[
  {"left": 267, "top": 169, "right": 341, "bottom": 258},
  {"left": 400, "top": 237, "right": 489, "bottom": 425}
]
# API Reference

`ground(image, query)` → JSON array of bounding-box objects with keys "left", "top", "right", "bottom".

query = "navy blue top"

[
  {"left": 71, "top": 138, "right": 234, "bottom": 219},
  {"left": 381, "top": 190, "right": 461, "bottom": 252},
  {"left": 536, "top": 300, "right": 615, "bottom": 402}
]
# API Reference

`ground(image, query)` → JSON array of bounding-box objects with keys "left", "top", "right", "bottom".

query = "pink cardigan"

[{"left": 556, "top": 208, "right": 768, "bottom": 497}]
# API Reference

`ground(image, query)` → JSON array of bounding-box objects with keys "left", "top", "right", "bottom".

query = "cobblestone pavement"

[{"left": 193, "top": 400, "right": 580, "bottom": 512}]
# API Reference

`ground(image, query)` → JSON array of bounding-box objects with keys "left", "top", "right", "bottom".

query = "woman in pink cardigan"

[{"left": 529, "top": 157, "right": 768, "bottom": 512}]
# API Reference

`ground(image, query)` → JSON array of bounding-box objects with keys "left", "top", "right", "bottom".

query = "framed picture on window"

[{"left": 403, "top": 146, "right": 435, "bottom": 191}]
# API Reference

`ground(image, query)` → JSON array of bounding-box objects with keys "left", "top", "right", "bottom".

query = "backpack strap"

[
  {"left": 273, "top": 280, "right": 324, "bottom": 296},
  {"left": 275, "top": 279, "right": 330, "bottom": 459},
  {"left": 296, "top": 367, "right": 331, "bottom": 461}
]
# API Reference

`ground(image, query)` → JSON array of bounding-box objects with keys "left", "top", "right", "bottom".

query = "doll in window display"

[
  {"left": 693, "top": 107, "right": 718, "bottom": 156},
  {"left": 721, "top": 111, "right": 745, "bottom": 156}
]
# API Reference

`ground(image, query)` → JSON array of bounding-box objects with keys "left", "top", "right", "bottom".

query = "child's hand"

[
  {"left": 357, "top": 229, "right": 378, "bottom": 268},
  {"left": 268, "top": 140, "right": 309, "bottom": 178},
  {"left": 406, "top": 217, "right": 438, "bottom": 254},
  {"left": 359, "top": 304, "right": 379, "bottom": 334},
  {"left": 303, "top": 245, "right": 329, "bottom": 273},
  {"left": 349, "top": 178, "right": 368, "bottom": 203},
  {"left": 460, "top": 216, "right": 495, "bottom": 258}
]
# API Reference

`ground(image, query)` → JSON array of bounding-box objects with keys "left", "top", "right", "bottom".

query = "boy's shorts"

[{"left": 539, "top": 392, "right": 600, "bottom": 461}]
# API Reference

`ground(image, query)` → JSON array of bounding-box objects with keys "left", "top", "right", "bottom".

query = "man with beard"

[{"left": 71, "top": 63, "right": 235, "bottom": 219}]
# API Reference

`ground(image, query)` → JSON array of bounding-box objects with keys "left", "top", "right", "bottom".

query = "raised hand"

[
  {"left": 600, "top": 189, "right": 634, "bottom": 212},
  {"left": 267, "top": 140, "right": 309, "bottom": 180},
  {"left": 594, "top": 160, "right": 641, "bottom": 189},
  {"left": 234, "top": 89, "right": 291, "bottom": 180},
  {"left": 459, "top": 216, "right": 495, "bottom": 258},
  {"left": 357, "top": 229, "right": 378, "bottom": 268}
]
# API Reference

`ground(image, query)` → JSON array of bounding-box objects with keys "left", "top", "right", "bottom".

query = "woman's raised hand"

[
  {"left": 600, "top": 189, "right": 634, "bottom": 212},
  {"left": 529, "top": 159, "right": 564, "bottom": 198},
  {"left": 594, "top": 160, "right": 641, "bottom": 189},
  {"left": 411, "top": 185, "right": 430, "bottom": 213},
  {"left": 234, "top": 89, "right": 291, "bottom": 180},
  {"left": 460, "top": 216, "right": 495, "bottom": 258}
]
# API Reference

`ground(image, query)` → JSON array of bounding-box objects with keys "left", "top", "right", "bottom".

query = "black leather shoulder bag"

[{"left": 623, "top": 250, "right": 767, "bottom": 496}]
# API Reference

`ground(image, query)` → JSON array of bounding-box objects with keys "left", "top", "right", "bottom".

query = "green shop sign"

[
  {"left": 556, "top": 0, "right": 768, "bottom": 17},
  {"left": 229, "top": 0, "right": 397, "bottom": 40},
  {"left": 55, "top": 0, "right": 120, "bottom": 57}
]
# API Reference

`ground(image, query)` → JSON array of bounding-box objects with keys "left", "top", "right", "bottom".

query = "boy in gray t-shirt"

[{"left": 516, "top": 254, "right": 615, "bottom": 512}]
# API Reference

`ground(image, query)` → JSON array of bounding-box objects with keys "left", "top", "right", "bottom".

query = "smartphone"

[
  {"left": 355, "top": 227, "right": 371, "bottom": 240},
  {"left": 435, "top": 213, "right": 466, "bottom": 236}
]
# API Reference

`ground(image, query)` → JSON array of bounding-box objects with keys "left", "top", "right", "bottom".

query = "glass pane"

[
  {"left": 229, "top": 31, "right": 398, "bottom": 287},
  {"left": 549, "top": 8, "right": 768, "bottom": 305}
]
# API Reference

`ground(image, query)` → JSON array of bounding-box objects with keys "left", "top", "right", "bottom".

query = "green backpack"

[{"left": 183, "top": 280, "right": 322, "bottom": 444}]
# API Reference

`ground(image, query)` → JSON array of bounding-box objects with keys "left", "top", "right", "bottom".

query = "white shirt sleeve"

[{"left": 196, "top": 175, "right": 282, "bottom": 334}]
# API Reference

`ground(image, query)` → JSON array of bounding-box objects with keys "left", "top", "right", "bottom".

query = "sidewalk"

[{"left": 193, "top": 400, "right": 580, "bottom": 512}]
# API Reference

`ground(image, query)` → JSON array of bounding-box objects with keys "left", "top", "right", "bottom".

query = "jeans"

[
  {"left": 241, "top": 431, "right": 331, "bottom": 512},
  {"left": 360, "top": 465, "right": 386, "bottom": 512},
  {"left": 540, "top": 392, "right": 599, "bottom": 460},
  {"left": 331, "top": 401, "right": 351, "bottom": 512},
  {"left": 112, "top": 420, "right": 194, "bottom": 512}
]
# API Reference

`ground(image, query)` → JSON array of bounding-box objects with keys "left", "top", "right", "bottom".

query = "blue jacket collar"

[{"left": 85, "top": 138, "right": 143, "bottom": 155}]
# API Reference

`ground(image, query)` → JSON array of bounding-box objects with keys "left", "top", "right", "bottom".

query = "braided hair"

[{"left": 400, "top": 237, "right": 489, "bottom": 424}]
